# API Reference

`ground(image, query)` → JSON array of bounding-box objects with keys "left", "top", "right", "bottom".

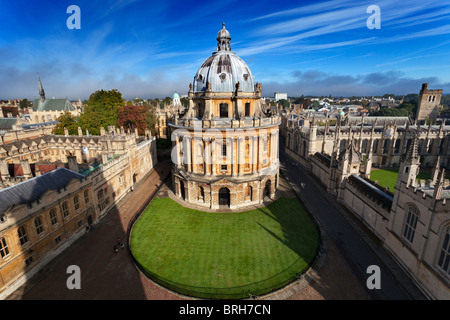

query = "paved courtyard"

[{"left": 8, "top": 160, "right": 369, "bottom": 300}]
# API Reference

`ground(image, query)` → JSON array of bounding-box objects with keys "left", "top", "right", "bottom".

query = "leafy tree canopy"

[
  {"left": 80, "top": 89, "right": 124, "bottom": 135},
  {"left": 52, "top": 111, "right": 80, "bottom": 135}
]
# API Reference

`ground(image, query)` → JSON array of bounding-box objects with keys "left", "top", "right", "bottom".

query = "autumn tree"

[{"left": 117, "top": 105, "right": 147, "bottom": 135}]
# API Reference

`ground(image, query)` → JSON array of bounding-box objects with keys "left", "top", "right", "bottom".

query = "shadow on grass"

[{"left": 256, "top": 198, "right": 319, "bottom": 267}]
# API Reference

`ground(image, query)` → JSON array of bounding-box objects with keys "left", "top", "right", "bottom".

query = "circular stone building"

[{"left": 169, "top": 23, "right": 280, "bottom": 210}]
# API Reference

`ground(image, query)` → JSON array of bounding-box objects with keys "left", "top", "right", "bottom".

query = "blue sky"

[{"left": 0, "top": 0, "right": 449, "bottom": 100}]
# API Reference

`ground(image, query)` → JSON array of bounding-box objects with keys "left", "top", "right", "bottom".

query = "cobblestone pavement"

[{"left": 9, "top": 160, "right": 369, "bottom": 300}]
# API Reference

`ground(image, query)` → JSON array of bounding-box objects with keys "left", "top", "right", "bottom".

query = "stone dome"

[{"left": 192, "top": 23, "right": 255, "bottom": 93}]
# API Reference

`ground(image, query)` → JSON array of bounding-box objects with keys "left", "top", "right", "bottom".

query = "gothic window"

[
  {"left": 340, "top": 140, "right": 346, "bottom": 154},
  {"left": 394, "top": 139, "right": 401, "bottom": 154},
  {"left": 362, "top": 139, "right": 368, "bottom": 154},
  {"left": 18, "top": 226, "right": 28, "bottom": 246},
  {"left": 403, "top": 204, "right": 420, "bottom": 243},
  {"left": 383, "top": 139, "right": 389, "bottom": 154},
  {"left": 428, "top": 140, "right": 434, "bottom": 154},
  {"left": 220, "top": 103, "right": 228, "bottom": 118},
  {"left": 437, "top": 225, "right": 450, "bottom": 276},
  {"left": 372, "top": 139, "right": 378, "bottom": 153}
]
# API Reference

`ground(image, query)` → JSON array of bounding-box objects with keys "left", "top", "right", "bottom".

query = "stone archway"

[
  {"left": 218, "top": 187, "right": 230, "bottom": 207},
  {"left": 264, "top": 180, "right": 271, "bottom": 199},
  {"left": 180, "top": 180, "right": 186, "bottom": 200}
]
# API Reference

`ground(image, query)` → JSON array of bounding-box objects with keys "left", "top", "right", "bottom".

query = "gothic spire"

[{"left": 38, "top": 73, "right": 45, "bottom": 101}]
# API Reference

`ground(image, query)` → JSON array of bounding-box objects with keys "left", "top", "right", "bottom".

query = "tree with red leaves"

[{"left": 117, "top": 105, "right": 147, "bottom": 135}]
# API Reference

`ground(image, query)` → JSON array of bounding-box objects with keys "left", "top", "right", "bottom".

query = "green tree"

[
  {"left": 52, "top": 111, "right": 79, "bottom": 135},
  {"left": 278, "top": 99, "right": 290, "bottom": 109},
  {"left": 162, "top": 96, "right": 172, "bottom": 107},
  {"left": 80, "top": 89, "right": 124, "bottom": 135},
  {"left": 19, "top": 99, "right": 32, "bottom": 109},
  {"left": 144, "top": 106, "right": 158, "bottom": 135}
]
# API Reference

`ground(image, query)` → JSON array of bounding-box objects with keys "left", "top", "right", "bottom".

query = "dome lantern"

[{"left": 217, "top": 22, "right": 231, "bottom": 52}]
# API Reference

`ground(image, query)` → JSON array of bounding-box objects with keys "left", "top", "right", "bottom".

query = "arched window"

[
  {"left": 74, "top": 195, "right": 80, "bottom": 211},
  {"left": 394, "top": 139, "right": 401, "bottom": 154},
  {"left": 34, "top": 217, "right": 44, "bottom": 235},
  {"left": 403, "top": 204, "right": 420, "bottom": 243},
  {"left": 437, "top": 225, "right": 450, "bottom": 276},
  {"left": 362, "top": 139, "right": 368, "bottom": 154},
  {"left": 372, "top": 139, "right": 378, "bottom": 153},
  {"left": 49, "top": 208, "right": 58, "bottom": 226},
  {"left": 428, "top": 139, "right": 434, "bottom": 154},
  {"left": 62, "top": 201, "right": 69, "bottom": 219},
  {"left": 198, "top": 186, "right": 205, "bottom": 202},
  {"left": 340, "top": 140, "right": 346, "bottom": 154},
  {"left": 245, "top": 185, "right": 252, "bottom": 202},
  {"left": 18, "top": 226, "right": 28, "bottom": 246}
]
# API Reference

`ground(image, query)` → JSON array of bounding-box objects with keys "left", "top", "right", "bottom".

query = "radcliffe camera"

[{"left": 0, "top": 0, "right": 449, "bottom": 312}]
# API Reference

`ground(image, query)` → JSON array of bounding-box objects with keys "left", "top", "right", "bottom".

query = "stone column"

[
  {"left": 211, "top": 138, "right": 216, "bottom": 176},
  {"left": 186, "top": 136, "right": 192, "bottom": 172},
  {"left": 175, "top": 135, "right": 182, "bottom": 169},
  {"left": 204, "top": 137, "right": 211, "bottom": 175},
  {"left": 252, "top": 136, "right": 257, "bottom": 173},
  {"left": 238, "top": 137, "right": 244, "bottom": 176},
  {"left": 232, "top": 138, "right": 237, "bottom": 177}
]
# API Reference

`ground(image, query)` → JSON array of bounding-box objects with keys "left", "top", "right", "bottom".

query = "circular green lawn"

[{"left": 130, "top": 197, "right": 319, "bottom": 299}]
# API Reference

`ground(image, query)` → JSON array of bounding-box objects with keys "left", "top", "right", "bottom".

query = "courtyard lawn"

[
  {"left": 370, "top": 168, "right": 432, "bottom": 192},
  {"left": 130, "top": 197, "right": 319, "bottom": 299}
]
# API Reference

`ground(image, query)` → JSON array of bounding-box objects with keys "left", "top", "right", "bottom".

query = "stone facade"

[
  {"left": 284, "top": 120, "right": 450, "bottom": 298},
  {"left": 169, "top": 24, "right": 280, "bottom": 210},
  {"left": 0, "top": 169, "right": 96, "bottom": 299},
  {"left": 0, "top": 125, "right": 157, "bottom": 298},
  {"left": 416, "top": 83, "right": 443, "bottom": 121}
]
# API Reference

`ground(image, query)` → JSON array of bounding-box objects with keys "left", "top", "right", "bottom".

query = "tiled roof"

[
  {"left": 0, "top": 118, "right": 18, "bottom": 130},
  {"left": 0, "top": 167, "right": 85, "bottom": 214},
  {"left": 33, "top": 98, "right": 74, "bottom": 112}
]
